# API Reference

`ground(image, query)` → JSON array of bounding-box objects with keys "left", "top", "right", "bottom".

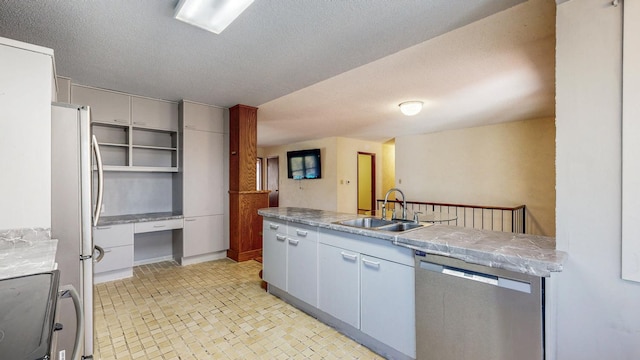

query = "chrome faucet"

[{"left": 382, "top": 188, "right": 406, "bottom": 220}]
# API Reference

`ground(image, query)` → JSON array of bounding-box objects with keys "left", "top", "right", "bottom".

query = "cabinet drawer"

[
  {"left": 287, "top": 223, "right": 318, "bottom": 242},
  {"left": 94, "top": 223, "right": 134, "bottom": 247},
  {"left": 94, "top": 245, "right": 133, "bottom": 273},
  {"left": 134, "top": 218, "right": 183, "bottom": 233}
]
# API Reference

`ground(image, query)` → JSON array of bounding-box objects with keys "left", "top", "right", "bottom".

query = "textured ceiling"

[{"left": 0, "top": 0, "right": 555, "bottom": 147}]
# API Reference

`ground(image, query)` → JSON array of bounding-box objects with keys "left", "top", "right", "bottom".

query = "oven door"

[{"left": 0, "top": 270, "right": 60, "bottom": 360}]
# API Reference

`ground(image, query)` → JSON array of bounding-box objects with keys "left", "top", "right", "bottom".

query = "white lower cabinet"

[
  {"left": 263, "top": 220, "right": 287, "bottom": 290},
  {"left": 263, "top": 221, "right": 415, "bottom": 359},
  {"left": 318, "top": 243, "right": 360, "bottom": 328},
  {"left": 183, "top": 215, "right": 224, "bottom": 257},
  {"left": 360, "top": 254, "right": 416, "bottom": 358},
  {"left": 287, "top": 223, "right": 318, "bottom": 306},
  {"left": 318, "top": 228, "right": 415, "bottom": 358},
  {"left": 93, "top": 223, "right": 134, "bottom": 282}
]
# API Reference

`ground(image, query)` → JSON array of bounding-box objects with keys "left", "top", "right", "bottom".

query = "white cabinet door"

[
  {"left": 183, "top": 215, "right": 224, "bottom": 257},
  {"left": 93, "top": 224, "right": 134, "bottom": 274},
  {"left": 182, "top": 101, "right": 225, "bottom": 133},
  {"left": 131, "top": 96, "right": 178, "bottom": 131},
  {"left": 71, "top": 85, "right": 130, "bottom": 125},
  {"left": 287, "top": 224, "right": 318, "bottom": 306},
  {"left": 263, "top": 220, "right": 287, "bottom": 290},
  {"left": 360, "top": 254, "right": 416, "bottom": 358},
  {"left": 0, "top": 40, "right": 53, "bottom": 229},
  {"left": 318, "top": 243, "right": 360, "bottom": 329},
  {"left": 183, "top": 129, "right": 224, "bottom": 216}
]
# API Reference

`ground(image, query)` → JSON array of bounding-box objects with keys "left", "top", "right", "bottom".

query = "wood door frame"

[{"left": 357, "top": 152, "right": 376, "bottom": 212}]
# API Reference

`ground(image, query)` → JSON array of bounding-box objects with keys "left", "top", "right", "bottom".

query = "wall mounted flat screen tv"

[{"left": 287, "top": 149, "right": 322, "bottom": 179}]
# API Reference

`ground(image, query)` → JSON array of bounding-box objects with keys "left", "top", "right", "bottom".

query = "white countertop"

[{"left": 0, "top": 228, "right": 58, "bottom": 280}]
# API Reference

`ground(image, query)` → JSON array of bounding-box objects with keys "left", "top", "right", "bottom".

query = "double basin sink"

[{"left": 335, "top": 217, "right": 423, "bottom": 232}]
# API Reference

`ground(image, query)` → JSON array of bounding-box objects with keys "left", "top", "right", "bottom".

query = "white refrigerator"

[{"left": 51, "top": 103, "right": 105, "bottom": 360}]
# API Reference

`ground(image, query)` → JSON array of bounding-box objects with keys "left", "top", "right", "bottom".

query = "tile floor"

[{"left": 94, "top": 259, "right": 383, "bottom": 359}]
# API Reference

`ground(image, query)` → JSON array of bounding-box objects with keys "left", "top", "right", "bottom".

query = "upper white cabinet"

[
  {"left": 131, "top": 96, "right": 179, "bottom": 131},
  {"left": 72, "top": 85, "right": 180, "bottom": 172},
  {"left": 183, "top": 101, "right": 225, "bottom": 133},
  {"left": 71, "top": 85, "right": 130, "bottom": 125},
  {"left": 0, "top": 37, "right": 55, "bottom": 229}
]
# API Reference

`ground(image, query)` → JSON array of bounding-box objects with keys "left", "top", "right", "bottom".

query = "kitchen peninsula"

[{"left": 258, "top": 207, "right": 566, "bottom": 360}]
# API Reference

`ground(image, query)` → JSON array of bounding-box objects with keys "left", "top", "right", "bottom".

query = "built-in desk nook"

[{"left": 94, "top": 212, "right": 185, "bottom": 283}]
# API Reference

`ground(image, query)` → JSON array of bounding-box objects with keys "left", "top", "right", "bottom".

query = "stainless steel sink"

[
  {"left": 378, "top": 222, "right": 423, "bottom": 232},
  {"left": 335, "top": 217, "right": 424, "bottom": 233},
  {"left": 338, "top": 217, "right": 396, "bottom": 228}
]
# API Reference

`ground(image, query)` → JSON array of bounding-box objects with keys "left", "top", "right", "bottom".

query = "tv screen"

[{"left": 287, "top": 149, "right": 322, "bottom": 179}]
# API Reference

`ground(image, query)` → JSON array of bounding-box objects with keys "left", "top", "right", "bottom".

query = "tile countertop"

[
  {"left": 258, "top": 207, "right": 567, "bottom": 277},
  {"left": 0, "top": 228, "right": 58, "bottom": 280},
  {"left": 97, "top": 212, "right": 184, "bottom": 226}
]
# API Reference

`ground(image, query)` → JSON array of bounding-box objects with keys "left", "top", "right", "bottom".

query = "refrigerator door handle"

[
  {"left": 94, "top": 245, "right": 105, "bottom": 263},
  {"left": 92, "top": 134, "right": 104, "bottom": 227}
]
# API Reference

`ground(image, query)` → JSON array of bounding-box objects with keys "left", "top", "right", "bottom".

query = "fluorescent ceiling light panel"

[{"left": 174, "top": 0, "right": 255, "bottom": 34}]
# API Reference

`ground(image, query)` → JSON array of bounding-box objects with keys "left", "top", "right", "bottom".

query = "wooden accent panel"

[
  {"left": 229, "top": 104, "right": 258, "bottom": 192},
  {"left": 228, "top": 190, "right": 269, "bottom": 262}
]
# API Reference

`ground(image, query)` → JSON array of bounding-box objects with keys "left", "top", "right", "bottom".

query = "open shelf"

[{"left": 92, "top": 122, "right": 179, "bottom": 172}]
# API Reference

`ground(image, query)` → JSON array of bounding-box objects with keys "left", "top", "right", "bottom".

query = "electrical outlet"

[{"left": 59, "top": 349, "right": 66, "bottom": 360}]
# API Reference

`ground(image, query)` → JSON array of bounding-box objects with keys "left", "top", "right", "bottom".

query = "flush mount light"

[
  {"left": 399, "top": 101, "right": 423, "bottom": 116},
  {"left": 174, "top": 0, "right": 255, "bottom": 34}
]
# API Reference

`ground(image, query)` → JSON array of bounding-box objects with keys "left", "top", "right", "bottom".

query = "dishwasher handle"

[{"left": 418, "top": 260, "right": 532, "bottom": 293}]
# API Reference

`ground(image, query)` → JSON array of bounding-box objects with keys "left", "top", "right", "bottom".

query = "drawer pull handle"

[
  {"left": 153, "top": 224, "right": 166, "bottom": 228},
  {"left": 269, "top": 224, "right": 279, "bottom": 230},
  {"left": 185, "top": 219, "right": 197, "bottom": 222},
  {"left": 134, "top": 121, "right": 147, "bottom": 125},
  {"left": 341, "top": 252, "right": 357, "bottom": 261},
  {"left": 288, "top": 239, "right": 299, "bottom": 246},
  {"left": 362, "top": 258, "right": 380, "bottom": 268},
  {"left": 95, "top": 226, "right": 111, "bottom": 230},
  {"left": 296, "top": 230, "right": 308, "bottom": 237},
  {"left": 276, "top": 235, "right": 286, "bottom": 242},
  {"left": 103, "top": 249, "right": 113, "bottom": 254},
  {"left": 114, "top": 119, "right": 128, "bottom": 124}
]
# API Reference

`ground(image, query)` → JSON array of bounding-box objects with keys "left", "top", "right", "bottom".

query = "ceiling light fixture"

[
  {"left": 399, "top": 101, "right": 423, "bottom": 116},
  {"left": 174, "top": 0, "right": 255, "bottom": 34}
]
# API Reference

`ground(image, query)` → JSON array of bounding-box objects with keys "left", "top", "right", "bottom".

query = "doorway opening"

[
  {"left": 267, "top": 156, "right": 279, "bottom": 207},
  {"left": 357, "top": 152, "right": 376, "bottom": 215}
]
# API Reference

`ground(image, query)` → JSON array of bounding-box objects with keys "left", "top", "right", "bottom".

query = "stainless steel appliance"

[
  {"left": 0, "top": 271, "right": 60, "bottom": 360},
  {"left": 52, "top": 103, "right": 104, "bottom": 360},
  {"left": 415, "top": 251, "right": 544, "bottom": 360}
]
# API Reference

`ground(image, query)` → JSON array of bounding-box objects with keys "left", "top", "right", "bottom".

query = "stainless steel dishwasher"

[{"left": 415, "top": 251, "right": 544, "bottom": 360}]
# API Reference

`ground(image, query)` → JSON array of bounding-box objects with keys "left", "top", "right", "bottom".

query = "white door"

[{"left": 318, "top": 243, "right": 360, "bottom": 329}]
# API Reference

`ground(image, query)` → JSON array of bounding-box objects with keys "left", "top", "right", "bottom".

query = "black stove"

[{"left": 0, "top": 271, "right": 60, "bottom": 360}]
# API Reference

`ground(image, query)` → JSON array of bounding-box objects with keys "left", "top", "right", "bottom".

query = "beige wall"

[
  {"left": 335, "top": 138, "right": 383, "bottom": 213},
  {"left": 554, "top": 1, "right": 640, "bottom": 358},
  {"left": 395, "top": 117, "right": 556, "bottom": 236},
  {"left": 260, "top": 137, "right": 382, "bottom": 213},
  {"left": 382, "top": 139, "right": 396, "bottom": 201}
]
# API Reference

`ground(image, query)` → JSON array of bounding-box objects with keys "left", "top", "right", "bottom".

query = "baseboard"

[
  {"left": 179, "top": 250, "right": 227, "bottom": 266},
  {"left": 133, "top": 255, "right": 175, "bottom": 266}
]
